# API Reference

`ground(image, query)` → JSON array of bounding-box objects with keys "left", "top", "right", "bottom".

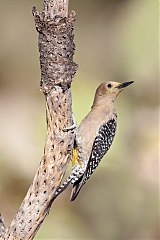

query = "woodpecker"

[{"left": 53, "top": 81, "right": 134, "bottom": 201}]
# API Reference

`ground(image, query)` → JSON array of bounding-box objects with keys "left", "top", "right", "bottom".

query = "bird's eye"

[{"left": 107, "top": 83, "right": 112, "bottom": 88}]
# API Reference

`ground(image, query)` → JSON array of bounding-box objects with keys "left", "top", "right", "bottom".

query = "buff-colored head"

[{"left": 92, "top": 81, "right": 134, "bottom": 107}]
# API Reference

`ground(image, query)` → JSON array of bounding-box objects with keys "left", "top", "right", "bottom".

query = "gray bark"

[{"left": 1, "top": 0, "right": 77, "bottom": 239}]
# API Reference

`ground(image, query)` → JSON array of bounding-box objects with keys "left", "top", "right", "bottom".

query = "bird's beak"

[{"left": 117, "top": 81, "right": 134, "bottom": 89}]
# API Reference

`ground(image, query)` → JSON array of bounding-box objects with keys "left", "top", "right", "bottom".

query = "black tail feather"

[
  {"left": 51, "top": 177, "right": 72, "bottom": 203},
  {"left": 70, "top": 175, "right": 84, "bottom": 201}
]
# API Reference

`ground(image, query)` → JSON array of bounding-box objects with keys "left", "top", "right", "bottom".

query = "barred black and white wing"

[
  {"left": 84, "top": 118, "right": 116, "bottom": 182},
  {"left": 70, "top": 118, "right": 117, "bottom": 201}
]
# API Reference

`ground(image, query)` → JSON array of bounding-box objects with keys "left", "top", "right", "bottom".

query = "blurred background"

[{"left": 0, "top": 0, "right": 159, "bottom": 239}]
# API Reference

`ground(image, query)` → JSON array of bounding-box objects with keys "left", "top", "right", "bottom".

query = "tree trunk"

[{"left": 1, "top": 0, "right": 77, "bottom": 239}]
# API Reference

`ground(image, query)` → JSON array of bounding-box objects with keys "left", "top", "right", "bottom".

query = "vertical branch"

[
  {"left": 0, "top": 214, "right": 5, "bottom": 239},
  {"left": 3, "top": 0, "right": 78, "bottom": 239},
  {"left": 44, "top": 0, "right": 69, "bottom": 18}
]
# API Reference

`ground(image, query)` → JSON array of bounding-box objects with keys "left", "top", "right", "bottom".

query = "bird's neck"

[
  {"left": 92, "top": 93, "right": 116, "bottom": 108},
  {"left": 91, "top": 99, "right": 116, "bottom": 115}
]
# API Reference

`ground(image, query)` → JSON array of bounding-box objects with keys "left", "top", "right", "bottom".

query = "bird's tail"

[
  {"left": 51, "top": 163, "right": 86, "bottom": 202},
  {"left": 70, "top": 175, "right": 84, "bottom": 201},
  {"left": 51, "top": 176, "right": 72, "bottom": 202}
]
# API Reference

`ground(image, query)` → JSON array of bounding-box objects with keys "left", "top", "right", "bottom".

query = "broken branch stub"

[{"left": 33, "top": 7, "right": 78, "bottom": 94}]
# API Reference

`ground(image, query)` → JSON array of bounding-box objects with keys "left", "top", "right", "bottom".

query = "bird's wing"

[{"left": 70, "top": 118, "right": 117, "bottom": 201}]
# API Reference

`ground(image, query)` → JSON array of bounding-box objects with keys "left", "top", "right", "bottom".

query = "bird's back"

[{"left": 76, "top": 105, "right": 117, "bottom": 164}]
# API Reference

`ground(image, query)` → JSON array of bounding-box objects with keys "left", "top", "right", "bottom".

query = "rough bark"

[
  {"left": 1, "top": 0, "right": 77, "bottom": 239},
  {"left": 0, "top": 214, "right": 5, "bottom": 239}
]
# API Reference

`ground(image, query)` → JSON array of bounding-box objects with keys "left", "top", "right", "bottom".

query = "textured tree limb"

[
  {"left": 2, "top": 0, "right": 78, "bottom": 239},
  {"left": 0, "top": 214, "right": 5, "bottom": 239}
]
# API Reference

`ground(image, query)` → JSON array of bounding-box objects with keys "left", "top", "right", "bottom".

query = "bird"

[{"left": 52, "top": 81, "right": 134, "bottom": 202}]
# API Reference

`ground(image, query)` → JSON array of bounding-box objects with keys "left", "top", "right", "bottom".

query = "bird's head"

[{"left": 93, "top": 81, "right": 134, "bottom": 107}]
